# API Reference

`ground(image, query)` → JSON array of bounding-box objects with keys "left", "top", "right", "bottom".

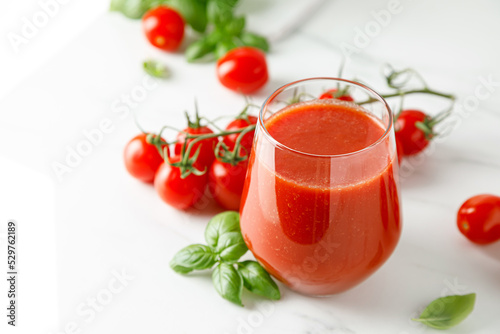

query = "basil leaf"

[
  {"left": 215, "top": 39, "right": 238, "bottom": 59},
  {"left": 185, "top": 37, "right": 216, "bottom": 63},
  {"left": 143, "top": 60, "right": 170, "bottom": 79},
  {"left": 412, "top": 293, "right": 476, "bottom": 329},
  {"left": 204, "top": 211, "right": 241, "bottom": 248},
  {"left": 212, "top": 263, "right": 243, "bottom": 306},
  {"left": 207, "top": 0, "right": 239, "bottom": 25},
  {"left": 240, "top": 31, "right": 269, "bottom": 52},
  {"left": 237, "top": 261, "right": 280, "bottom": 300},
  {"left": 170, "top": 244, "right": 216, "bottom": 274},
  {"left": 224, "top": 16, "right": 245, "bottom": 36},
  {"left": 216, "top": 231, "right": 248, "bottom": 262},
  {"left": 206, "top": 28, "right": 225, "bottom": 44},
  {"left": 169, "top": 0, "right": 208, "bottom": 33},
  {"left": 109, "top": 0, "right": 158, "bottom": 19}
]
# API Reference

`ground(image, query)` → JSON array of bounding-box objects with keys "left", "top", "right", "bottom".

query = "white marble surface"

[{"left": 1, "top": 0, "right": 500, "bottom": 333}]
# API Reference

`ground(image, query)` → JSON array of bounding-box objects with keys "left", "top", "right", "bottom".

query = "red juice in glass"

[{"left": 240, "top": 78, "right": 401, "bottom": 295}]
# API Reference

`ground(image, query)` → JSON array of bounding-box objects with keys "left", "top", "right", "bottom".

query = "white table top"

[{"left": 1, "top": 0, "right": 499, "bottom": 333}]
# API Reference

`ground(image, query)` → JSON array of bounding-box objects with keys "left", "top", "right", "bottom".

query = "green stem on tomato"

[
  {"left": 146, "top": 125, "right": 182, "bottom": 159},
  {"left": 220, "top": 124, "right": 256, "bottom": 165},
  {"left": 358, "top": 87, "right": 455, "bottom": 105}
]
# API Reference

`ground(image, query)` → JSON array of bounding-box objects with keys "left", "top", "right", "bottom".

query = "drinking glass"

[{"left": 240, "top": 78, "right": 401, "bottom": 296}]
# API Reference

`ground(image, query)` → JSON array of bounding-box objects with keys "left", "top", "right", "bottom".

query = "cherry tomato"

[
  {"left": 457, "top": 194, "right": 500, "bottom": 245},
  {"left": 216, "top": 47, "right": 268, "bottom": 94},
  {"left": 142, "top": 6, "right": 184, "bottom": 52},
  {"left": 154, "top": 156, "right": 208, "bottom": 210},
  {"left": 124, "top": 133, "right": 166, "bottom": 183},
  {"left": 319, "top": 89, "right": 354, "bottom": 101},
  {"left": 174, "top": 126, "right": 218, "bottom": 169},
  {"left": 395, "top": 109, "right": 433, "bottom": 156},
  {"left": 208, "top": 159, "right": 249, "bottom": 211},
  {"left": 222, "top": 116, "right": 258, "bottom": 152}
]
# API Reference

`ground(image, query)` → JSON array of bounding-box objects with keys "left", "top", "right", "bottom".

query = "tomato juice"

[{"left": 240, "top": 99, "right": 401, "bottom": 295}]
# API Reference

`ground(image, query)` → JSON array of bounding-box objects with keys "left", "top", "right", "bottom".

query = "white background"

[{"left": 1, "top": 0, "right": 500, "bottom": 333}]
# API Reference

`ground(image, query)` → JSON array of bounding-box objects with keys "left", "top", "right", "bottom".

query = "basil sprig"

[
  {"left": 185, "top": 0, "right": 269, "bottom": 62},
  {"left": 170, "top": 211, "right": 281, "bottom": 306},
  {"left": 110, "top": 0, "right": 269, "bottom": 61},
  {"left": 412, "top": 293, "right": 476, "bottom": 329}
]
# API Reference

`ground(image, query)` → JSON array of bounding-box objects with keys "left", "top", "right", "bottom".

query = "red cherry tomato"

[
  {"left": 154, "top": 157, "right": 208, "bottom": 210},
  {"left": 457, "top": 194, "right": 500, "bottom": 245},
  {"left": 216, "top": 47, "right": 268, "bottom": 94},
  {"left": 208, "top": 159, "right": 249, "bottom": 211},
  {"left": 142, "top": 6, "right": 185, "bottom": 51},
  {"left": 174, "top": 126, "right": 218, "bottom": 169},
  {"left": 319, "top": 89, "right": 354, "bottom": 101},
  {"left": 124, "top": 133, "right": 166, "bottom": 183},
  {"left": 395, "top": 109, "right": 433, "bottom": 156},
  {"left": 222, "top": 116, "right": 258, "bottom": 152}
]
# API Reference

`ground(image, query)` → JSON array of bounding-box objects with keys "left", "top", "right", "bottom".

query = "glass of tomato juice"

[{"left": 240, "top": 78, "right": 402, "bottom": 296}]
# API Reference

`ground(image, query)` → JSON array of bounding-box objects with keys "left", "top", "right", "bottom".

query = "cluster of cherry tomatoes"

[
  {"left": 124, "top": 109, "right": 257, "bottom": 211},
  {"left": 142, "top": 6, "right": 269, "bottom": 94}
]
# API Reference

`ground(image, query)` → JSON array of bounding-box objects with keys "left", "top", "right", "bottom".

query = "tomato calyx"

[
  {"left": 184, "top": 101, "right": 203, "bottom": 129},
  {"left": 169, "top": 144, "right": 207, "bottom": 178},
  {"left": 215, "top": 123, "right": 256, "bottom": 166},
  {"left": 414, "top": 118, "right": 435, "bottom": 140},
  {"left": 145, "top": 132, "right": 171, "bottom": 157}
]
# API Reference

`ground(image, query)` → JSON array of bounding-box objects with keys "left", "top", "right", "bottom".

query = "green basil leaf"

[
  {"left": 216, "top": 231, "right": 248, "bottom": 262},
  {"left": 207, "top": 0, "right": 239, "bottom": 25},
  {"left": 204, "top": 211, "right": 241, "bottom": 248},
  {"left": 224, "top": 16, "right": 245, "bottom": 36},
  {"left": 143, "top": 60, "right": 170, "bottom": 79},
  {"left": 206, "top": 28, "right": 225, "bottom": 44},
  {"left": 212, "top": 263, "right": 243, "bottom": 306},
  {"left": 185, "top": 37, "right": 216, "bottom": 62},
  {"left": 239, "top": 31, "right": 269, "bottom": 52},
  {"left": 237, "top": 261, "right": 280, "bottom": 300},
  {"left": 169, "top": 0, "right": 208, "bottom": 32},
  {"left": 170, "top": 244, "right": 216, "bottom": 274},
  {"left": 412, "top": 293, "right": 476, "bottom": 329},
  {"left": 215, "top": 39, "right": 238, "bottom": 59},
  {"left": 109, "top": 0, "right": 158, "bottom": 19}
]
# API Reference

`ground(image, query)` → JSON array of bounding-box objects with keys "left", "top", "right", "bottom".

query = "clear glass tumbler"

[{"left": 240, "top": 78, "right": 402, "bottom": 296}]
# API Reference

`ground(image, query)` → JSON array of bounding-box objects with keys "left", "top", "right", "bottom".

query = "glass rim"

[{"left": 258, "top": 77, "right": 394, "bottom": 159}]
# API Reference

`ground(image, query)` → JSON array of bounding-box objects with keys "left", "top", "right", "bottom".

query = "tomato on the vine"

[
  {"left": 174, "top": 125, "right": 218, "bottom": 169},
  {"left": 457, "top": 194, "right": 500, "bottom": 245},
  {"left": 208, "top": 159, "right": 249, "bottom": 211},
  {"left": 395, "top": 109, "right": 435, "bottom": 156},
  {"left": 222, "top": 115, "right": 258, "bottom": 151},
  {"left": 142, "top": 6, "right": 185, "bottom": 52},
  {"left": 154, "top": 156, "right": 208, "bottom": 210},
  {"left": 319, "top": 89, "right": 354, "bottom": 101},
  {"left": 216, "top": 47, "right": 268, "bottom": 94},
  {"left": 124, "top": 133, "right": 166, "bottom": 183}
]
